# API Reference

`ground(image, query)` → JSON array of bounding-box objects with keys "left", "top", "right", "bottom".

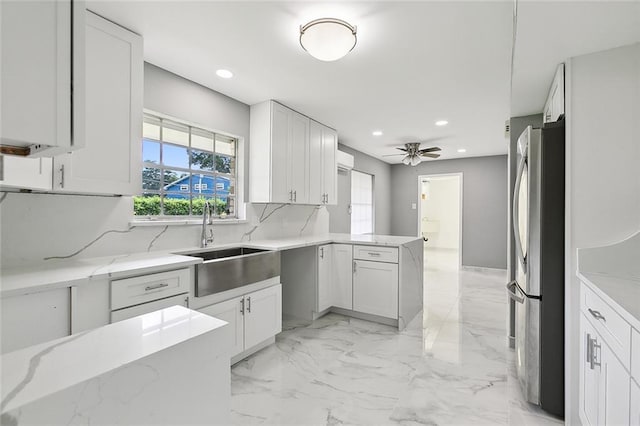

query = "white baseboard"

[{"left": 461, "top": 265, "right": 507, "bottom": 273}]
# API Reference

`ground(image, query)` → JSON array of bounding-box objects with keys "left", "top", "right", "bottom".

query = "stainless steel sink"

[{"left": 183, "top": 247, "right": 280, "bottom": 297}]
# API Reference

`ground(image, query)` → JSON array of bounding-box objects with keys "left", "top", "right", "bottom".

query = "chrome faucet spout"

[{"left": 201, "top": 201, "right": 215, "bottom": 247}]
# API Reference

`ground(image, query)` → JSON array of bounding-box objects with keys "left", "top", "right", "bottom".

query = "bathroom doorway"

[{"left": 417, "top": 173, "right": 463, "bottom": 269}]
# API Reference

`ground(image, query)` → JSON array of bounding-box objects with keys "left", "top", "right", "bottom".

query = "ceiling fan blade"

[
  {"left": 421, "top": 153, "right": 441, "bottom": 158},
  {"left": 418, "top": 147, "right": 442, "bottom": 153},
  {"left": 382, "top": 153, "right": 405, "bottom": 157}
]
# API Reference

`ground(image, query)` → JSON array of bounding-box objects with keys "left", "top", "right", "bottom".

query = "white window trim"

[{"left": 135, "top": 109, "right": 246, "bottom": 223}]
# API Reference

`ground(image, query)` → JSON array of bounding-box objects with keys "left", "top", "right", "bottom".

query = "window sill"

[{"left": 130, "top": 218, "right": 249, "bottom": 227}]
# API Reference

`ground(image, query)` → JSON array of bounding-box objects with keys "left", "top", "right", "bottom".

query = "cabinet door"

[
  {"left": 0, "top": 156, "right": 52, "bottom": 190},
  {"left": 317, "top": 244, "right": 333, "bottom": 312},
  {"left": 244, "top": 284, "right": 282, "bottom": 349},
  {"left": 54, "top": 11, "right": 142, "bottom": 195},
  {"left": 270, "top": 103, "right": 290, "bottom": 203},
  {"left": 0, "top": 0, "right": 84, "bottom": 155},
  {"left": 308, "top": 120, "right": 324, "bottom": 204},
  {"left": 602, "top": 342, "right": 630, "bottom": 426},
  {"left": 322, "top": 126, "right": 338, "bottom": 205},
  {"left": 199, "top": 297, "right": 244, "bottom": 358},
  {"left": 353, "top": 260, "right": 398, "bottom": 319},
  {"left": 332, "top": 244, "right": 353, "bottom": 310},
  {"left": 631, "top": 379, "right": 640, "bottom": 426},
  {"left": 289, "top": 112, "right": 309, "bottom": 204},
  {"left": 580, "top": 314, "right": 602, "bottom": 426},
  {"left": 1, "top": 288, "right": 71, "bottom": 354}
]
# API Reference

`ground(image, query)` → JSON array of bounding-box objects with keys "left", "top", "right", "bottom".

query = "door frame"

[{"left": 417, "top": 172, "right": 463, "bottom": 268}]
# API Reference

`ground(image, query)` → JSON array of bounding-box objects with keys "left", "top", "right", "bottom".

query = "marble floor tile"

[{"left": 230, "top": 246, "right": 563, "bottom": 425}]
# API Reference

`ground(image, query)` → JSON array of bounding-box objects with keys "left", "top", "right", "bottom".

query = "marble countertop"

[
  {"left": 0, "top": 305, "right": 228, "bottom": 414},
  {"left": 0, "top": 252, "right": 201, "bottom": 298},
  {"left": 1, "top": 233, "right": 421, "bottom": 298},
  {"left": 578, "top": 272, "right": 640, "bottom": 329},
  {"left": 577, "top": 231, "right": 640, "bottom": 329}
]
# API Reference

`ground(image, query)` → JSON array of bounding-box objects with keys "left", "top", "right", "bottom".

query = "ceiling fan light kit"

[
  {"left": 385, "top": 142, "right": 441, "bottom": 166},
  {"left": 299, "top": 18, "right": 357, "bottom": 62}
]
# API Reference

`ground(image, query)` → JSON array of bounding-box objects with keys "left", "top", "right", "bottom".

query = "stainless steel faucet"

[{"left": 201, "top": 201, "right": 214, "bottom": 247}]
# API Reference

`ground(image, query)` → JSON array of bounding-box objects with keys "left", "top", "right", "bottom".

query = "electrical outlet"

[{"left": 411, "top": 203, "right": 417, "bottom": 210}]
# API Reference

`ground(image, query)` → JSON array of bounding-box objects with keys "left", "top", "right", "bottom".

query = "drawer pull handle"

[
  {"left": 368, "top": 252, "right": 381, "bottom": 256},
  {"left": 246, "top": 296, "right": 251, "bottom": 313},
  {"left": 588, "top": 308, "right": 606, "bottom": 322},
  {"left": 145, "top": 283, "right": 169, "bottom": 291}
]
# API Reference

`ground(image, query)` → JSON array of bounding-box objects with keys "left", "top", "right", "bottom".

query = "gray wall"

[
  {"left": 144, "top": 62, "right": 251, "bottom": 198},
  {"left": 328, "top": 144, "right": 393, "bottom": 235},
  {"left": 390, "top": 155, "right": 508, "bottom": 269}
]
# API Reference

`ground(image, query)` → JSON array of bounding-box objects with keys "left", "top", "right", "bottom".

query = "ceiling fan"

[{"left": 384, "top": 142, "right": 441, "bottom": 166}]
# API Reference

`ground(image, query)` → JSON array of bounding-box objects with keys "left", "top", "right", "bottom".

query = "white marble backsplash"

[{"left": 0, "top": 193, "right": 329, "bottom": 267}]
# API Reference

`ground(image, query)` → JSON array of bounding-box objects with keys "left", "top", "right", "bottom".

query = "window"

[
  {"left": 351, "top": 170, "right": 374, "bottom": 234},
  {"left": 134, "top": 113, "right": 238, "bottom": 218}
]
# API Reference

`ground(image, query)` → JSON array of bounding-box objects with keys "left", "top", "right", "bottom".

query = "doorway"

[{"left": 417, "top": 173, "right": 463, "bottom": 269}]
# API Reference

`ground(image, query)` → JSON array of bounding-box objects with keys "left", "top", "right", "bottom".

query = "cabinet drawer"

[
  {"left": 111, "top": 293, "right": 189, "bottom": 323},
  {"left": 581, "top": 282, "right": 631, "bottom": 369},
  {"left": 353, "top": 245, "right": 398, "bottom": 263},
  {"left": 111, "top": 268, "right": 190, "bottom": 310},
  {"left": 632, "top": 328, "right": 640, "bottom": 382}
]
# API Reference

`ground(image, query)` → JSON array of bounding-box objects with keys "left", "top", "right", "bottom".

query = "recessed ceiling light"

[
  {"left": 216, "top": 69, "right": 233, "bottom": 79},
  {"left": 435, "top": 120, "right": 448, "bottom": 126},
  {"left": 372, "top": 130, "right": 383, "bottom": 136},
  {"left": 457, "top": 148, "right": 467, "bottom": 153}
]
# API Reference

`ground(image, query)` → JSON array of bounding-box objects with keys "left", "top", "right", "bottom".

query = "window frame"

[
  {"left": 134, "top": 110, "right": 245, "bottom": 222},
  {"left": 350, "top": 169, "right": 375, "bottom": 235}
]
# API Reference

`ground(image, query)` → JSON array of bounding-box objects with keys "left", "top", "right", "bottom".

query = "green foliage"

[
  {"left": 133, "top": 195, "right": 228, "bottom": 216},
  {"left": 133, "top": 195, "right": 161, "bottom": 215},
  {"left": 190, "top": 152, "right": 233, "bottom": 174}
]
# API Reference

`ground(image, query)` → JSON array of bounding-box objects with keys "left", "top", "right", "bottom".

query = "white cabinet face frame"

[
  {"left": 352, "top": 259, "right": 399, "bottom": 319},
  {"left": 317, "top": 244, "right": 333, "bottom": 312},
  {"left": 1, "top": 0, "right": 86, "bottom": 156},
  {"left": 54, "top": 11, "right": 142, "bottom": 195},
  {"left": 244, "top": 284, "right": 282, "bottom": 349},
  {"left": 331, "top": 244, "right": 353, "bottom": 310}
]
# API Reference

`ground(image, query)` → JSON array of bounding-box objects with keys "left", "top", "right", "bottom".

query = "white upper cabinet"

[
  {"left": 53, "top": 11, "right": 143, "bottom": 195},
  {"left": 543, "top": 63, "right": 565, "bottom": 123},
  {"left": 250, "top": 101, "right": 309, "bottom": 204},
  {"left": 0, "top": 0, "right": 85, "bottom": 156},
  {"left": 0, "top": 156, "right": 53, "bottom": 191},
  {"left": 309, "top": 120, "right": 338, "bottom": 205},
  {"left": 250, "top": 100, "right": 338, "bottom": 205}
]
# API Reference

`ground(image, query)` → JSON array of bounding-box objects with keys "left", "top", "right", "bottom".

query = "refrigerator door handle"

[
  {"left": 513, "top": 155, "right": 527, "bottom": 273},
  {"left": 506, "top": 280, "right": 525, "bottom": 304}
]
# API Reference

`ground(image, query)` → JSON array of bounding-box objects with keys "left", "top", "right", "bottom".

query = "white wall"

[
  {"left": 0, "top": 64, "right": 330, "bottom": 267},
  {"left": 565, "top": 42, "right": 640, "bottom": 424},
  {"left": 420, "top": 176, "right": 460, "bottom": 249}
]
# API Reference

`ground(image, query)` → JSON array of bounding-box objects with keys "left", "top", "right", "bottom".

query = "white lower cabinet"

[
  {"left": 331, "top": 244, "right": 353, "bottom": 310},
  {"left": 1, "top": 288, "right": 71, "bottom": 354},
  {"left": 631, "top": 380, "right": 640, "bottom": 425},
  {"left": 353, "top": 260, "right": 398, "bottom": 319},
  {"left": 199, "top": 284, "right": 282, "bottom": 361},
  {"left": 317, "top": 244, "right": 333, "bottom": 312},
  {"left": 579, "top": 281, "right": 637, "bottom": 426},
  {"left": 601, "top": 342, "right": 630, "bottom": 425}
]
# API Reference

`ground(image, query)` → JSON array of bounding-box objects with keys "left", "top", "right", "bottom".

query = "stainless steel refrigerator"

[{"left": 507, "top": 120, "right": 565, "bottom": 417}]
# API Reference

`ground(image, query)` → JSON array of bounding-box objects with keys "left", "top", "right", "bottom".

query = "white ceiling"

[
  {"left": 88, "top": 1, "right": 514, "bottom": 163},
  {"left": 512, "top": 1, "right": 640, "bottom": 117},
  {"left": 86, "top": 1, "right": 640, "bottom": 164}
]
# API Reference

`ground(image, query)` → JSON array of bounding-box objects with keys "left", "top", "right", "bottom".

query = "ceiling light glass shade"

[
  {"left": 410, "top": 155, "right": 422, "bottom": 166},
  {"left": 402, "top": 155, "right": 412, "bottom": 165},
  {"left": 300, "top": 18, "right": 357, "bottom": 62}
]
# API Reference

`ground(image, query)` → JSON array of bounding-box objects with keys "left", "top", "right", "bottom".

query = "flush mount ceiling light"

[
  {"left": 300, "top": 18, "right": 357, "bottom": 62},
  {"left": 435, "top": 120, "right": 448, "bottom": 126},
  {"left": 372, "top": 130, "right": 383, "bottom": 136},
  {"left": 216, "top": 69, "right": 233, "bottom": 79},
  {"left": 457, "top": 148, "right": 467, "bottom": 153}
]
